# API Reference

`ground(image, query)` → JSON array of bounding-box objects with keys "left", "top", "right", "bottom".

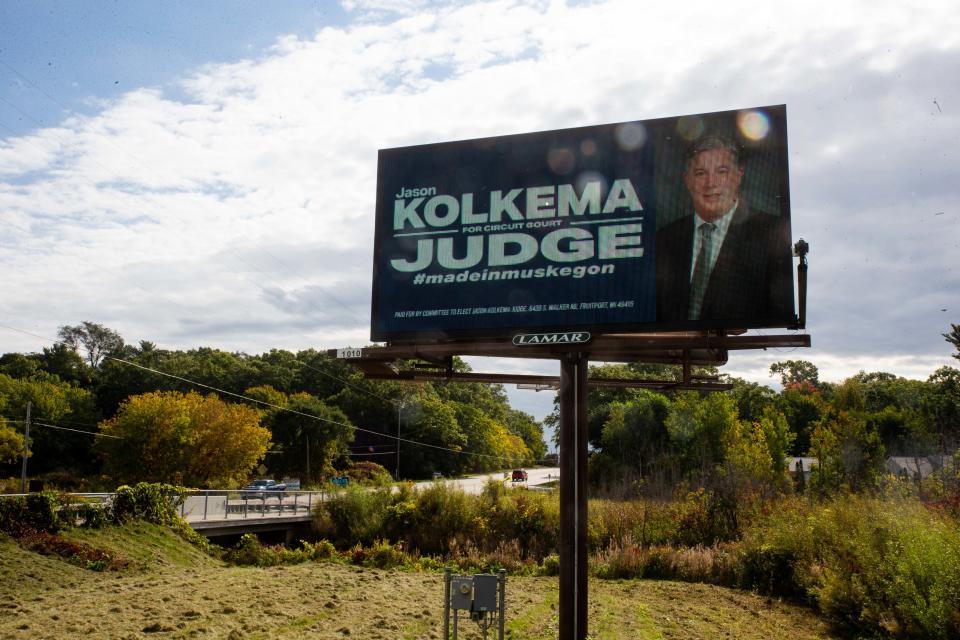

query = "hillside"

[{"left": 0, "top": 524, "right": 840, "bottom": 640}]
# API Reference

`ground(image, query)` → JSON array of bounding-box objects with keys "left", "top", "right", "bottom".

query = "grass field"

[{"left": 0, "top": 525, "right": 840, "bottom": 640}]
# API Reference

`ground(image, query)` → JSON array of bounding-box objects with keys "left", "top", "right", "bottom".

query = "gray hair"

[{"left": 684, "top": 135, "right": 741, "bottom": 170}]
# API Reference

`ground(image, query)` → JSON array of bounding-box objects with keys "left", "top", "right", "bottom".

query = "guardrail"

[
  {"left": 0, "top": 490, "right": 329, "bottom": 524},
  {"left": 178, "top": 490, "right": 328, "bottom": 522}
]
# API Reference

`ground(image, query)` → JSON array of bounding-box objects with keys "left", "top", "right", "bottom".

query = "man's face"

[{"left": 683, "top": 148, "right": 743, "bottom": 221}]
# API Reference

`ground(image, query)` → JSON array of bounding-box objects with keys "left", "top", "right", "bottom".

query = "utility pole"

[
  {"left": 305, "top": 432, "right": 310, "bottom": 482},
  {"left": 19, "top": 401, "right": 31, "bottom": 493},
  {"left": 395, "top": 402, "right": 402, "bottom": 480}
]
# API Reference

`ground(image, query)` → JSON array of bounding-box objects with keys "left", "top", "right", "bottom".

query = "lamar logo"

[{"left": 513, "top": 332, "right": 592, "bottom": 346}]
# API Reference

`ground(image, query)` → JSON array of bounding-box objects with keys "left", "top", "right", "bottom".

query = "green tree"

[
  {"left": 98, "top": 390, "right": 270, "bottom": 487},
  {"left": 0, "top": 373, "right": 100, "bottom": 475},
  {"left": 769, "top": 360, "right": 820, "bottom": 387},
  {"left": 244, "top": 384, "right": 289, "bottom": 409},
  {"left": 266, "top": 393, "right": 354, "bottom": 483},
  {"left": 665, "top": 392, "right": 740, "bottom": 478},
  {"left": 36, "top": 343, "right": 91, "bottom": 386},
  {"left": 944, "top": 323, "right": 960, "bottom": 361},
  {"left": 397, "top": 392, "right": 467, "bottom": 478},
  {"left": 57, "top": 322, "right": 126, "bottom": 369},
  {"left": 727, "top": 378, "right": 778, "bottom": 423},
  {"left": 593, "top": 391, "right": 672, "bottom": 487},
  {"left": 294, "top": 349, "right": 356, "bottom": 399},
  {"left": 505, "top": 409, "right": 546, "bottom": 463},
  {"left": 0, "top": 421, "right": 24, "bottom": 463},
  {"left": 809, "top": 408, "right": 885, "bottom": 493},
  {"left": 775, "top": 384, "right": 824, "bottom": 455},
  {"left": 921, "top": 367, "right": 960, "bottom": 452},
  {"left": 0, "top": 353, "right": 40, "bottom": 379}
]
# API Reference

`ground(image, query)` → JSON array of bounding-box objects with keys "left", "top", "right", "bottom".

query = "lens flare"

[
  {"left": 614, "top": 122, "right": 647, "bottom": 151},
  {"left": 580, "top": 138, "right": 597, "bottom": 156},
  {"left": 547, "top": 147, "right": 575, "bottom": 175},
  {"left": 737, "top": 110, "right": 770, "bottom": 141},
  {"left": 676, "top": 116, "right": 705, "bottom": 141},
  {"left": 575, "top": 171, "right": 607, "bottom": 195}
]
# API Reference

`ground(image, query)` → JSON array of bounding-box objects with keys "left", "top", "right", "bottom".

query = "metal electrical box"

[
  {"left": 450, "top": 577, "right": 474, "bottom": 611},
  {"left": 443, "top": 568, "right": 506, "bottom": 640},
  {"left": 472, "top": 574, "right": 498, "bottom": 612}
]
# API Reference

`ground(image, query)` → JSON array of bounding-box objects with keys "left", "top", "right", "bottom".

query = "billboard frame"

[{"left": 370, "top": 105, "right": 796, "bottom": 343}]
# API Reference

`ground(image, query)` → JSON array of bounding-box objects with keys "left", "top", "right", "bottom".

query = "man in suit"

[{"left": 655, "top": 135, "right": 794, "bottom": 325}]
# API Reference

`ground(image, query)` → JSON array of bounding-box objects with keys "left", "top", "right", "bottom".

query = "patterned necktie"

[{"left": 688, "top": 222, "right": 716, "bottom": 320}]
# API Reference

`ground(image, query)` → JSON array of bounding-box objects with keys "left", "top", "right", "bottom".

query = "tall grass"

[
  {"left": 742, "top": 493, "right": 960, "bottom": 638},
  {"left": 313, "top": 479, "right": 960, "bottom": 637}
]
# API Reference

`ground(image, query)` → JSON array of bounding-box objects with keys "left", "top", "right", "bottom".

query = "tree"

[
  {"left": 57, "top": 322, "right": 125, "bottom": 369},
  {"left": 266, "top": 393, "right": 354, "bottom": 483},
  {"left": 775, "top": 385, "right": 824, "bottom": 455},
  {"left": 769, "top": 360, "right": 820, "bottom": 387},
  {"left": 98, "top": 390, "right": 270, "bottom": 487},
  {"left": 0, "top": 373, "right": 100, "bottom": 475},
  {"left": 397, "top": 392, "right": 467, "bottom": 478},
  {"left": 808, "top": 408, "right": 885, "bottom": 493},
  {"left": 36, "top": 343, "right": 91, "bottom": 385},
  {"left": 921, "top": 367, "right": 960, "bottom": 452},
  {"left": 727, "top": 378, "right": 778, "bottom": 423},
  {"left": 665, "top": 392, "right": 740, "bottom": 479},
  {"left": 505, "top": 409, "right": 546, "bottom": 463},
  {"left": 0, "top": 421, "right": 24, "bottom": 464},
  {"left": 945, "top": 324, "right": 960, "bottom": 361},
  {"left": 593, "top": 391, "right": 672, "bottom": 487}
]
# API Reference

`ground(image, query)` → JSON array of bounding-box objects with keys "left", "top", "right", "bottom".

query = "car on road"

[
  {"left": 242, "top": 479, "right": 286, "bottom": 498},
  {"left": 511, "top": 469, "right": 528, "bottom": 482}
]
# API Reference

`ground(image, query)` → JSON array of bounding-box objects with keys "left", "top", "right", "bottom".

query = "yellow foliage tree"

[{"left": 98, "top": 390, "right": 271, "bottom": 488}]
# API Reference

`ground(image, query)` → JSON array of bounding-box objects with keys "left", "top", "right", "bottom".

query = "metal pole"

[
  {"left": 443, "top": 567, "right": 451, "bottom": 640},
  {"left": 20, "top": 401, "right": 31, "bottom": 493},
  {"left": 795, "top": 238, "right": 809, "bottom": 330},
  {"left": 396, "top": 403, "right": 402, "bottom": 480},
  {"left": 498, "top": 568, "right": 506, "bottom": 640},
  {"left": 559, "top": 353, "right": 588, "bottom": 640}
]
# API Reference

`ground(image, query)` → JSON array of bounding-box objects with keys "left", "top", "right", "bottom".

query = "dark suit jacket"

[{"left": 655, "top": 201, "right": 794, "bottom": 326}]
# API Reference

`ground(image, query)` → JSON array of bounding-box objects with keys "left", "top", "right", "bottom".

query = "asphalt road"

[
  {"left": 180, "top": 466, "right": 560, "bottom": 522},
  {"left": 413, "top": 466, "right": 559, "bottom": 494}
]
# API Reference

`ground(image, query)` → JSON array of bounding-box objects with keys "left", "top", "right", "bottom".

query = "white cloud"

[{"left": 0, "top": 0, "right": 958, "bottom": 407}]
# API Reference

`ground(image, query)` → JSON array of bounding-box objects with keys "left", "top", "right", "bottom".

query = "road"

[
  {"left": 413, "top": 466, "right": 559, "bottom": 494},
  {"left": 177, "top": 466, "right": 559, "bottom": 524}
]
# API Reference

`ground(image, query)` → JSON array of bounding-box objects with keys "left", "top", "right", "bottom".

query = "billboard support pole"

[
  {"left": 794, "top": 238, "right": 809, "bottom": 330},
  {"left": 559, "top": 352, "right": 589, "bottom": 640}
]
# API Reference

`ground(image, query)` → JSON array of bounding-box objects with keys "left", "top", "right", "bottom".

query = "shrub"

[
  {"left": 743, "top": 494, "right": 960, "bottom": 638},
  {"left": 540, "top": 554, "right": 560, "bottom": 576},
  {"left": 301, "top": 538, "right": 336, "bottom": 560},
  {"left": 0, "top": 492, "right": 62, "bottom": 535},
  {"left": 364, "top": 539, "right": 406, "bottom": 569},
  {"left": 404, "top": 482, "right": 478, "bottom": 555},
  {"left": 342, "top": 461, "right": 394, "bottom": 487},
  {"left": 111, "top": 483, "right": 183, "bottom": 525},
  {"left": 317, "top": 486, "right": 392, "bottom": 546},
  {"left": 60, "top": 500, "right": 110, "bottom": 529},
  {"left": 815, "top": 496, "right": 960, "bottom": 638},
  {"left": 222, "top": 533, "right": 280, "bottom": 567}
]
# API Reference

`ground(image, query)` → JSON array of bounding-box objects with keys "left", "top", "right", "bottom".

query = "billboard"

[{"left": 371, "top": 105, "right": 795, "bottom": 342}]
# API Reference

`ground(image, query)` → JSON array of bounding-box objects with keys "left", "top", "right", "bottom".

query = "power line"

[
  {"left": 33, "top": 422, "right": 121, "bottom": 439},
  {"left": 104, "top": 354, "right": 520, "bottom": 463},
  {"left": 0, "top": 322, "right": 536, "bottom": 465}
]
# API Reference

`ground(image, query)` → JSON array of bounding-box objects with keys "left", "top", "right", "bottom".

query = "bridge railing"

[{"left": 177, "top": 489, "right": 328, "bottom": 522}]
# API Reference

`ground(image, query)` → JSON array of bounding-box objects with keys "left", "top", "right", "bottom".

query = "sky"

[{"left": 1, "top": 0, "right": 958, "bottom": 425}]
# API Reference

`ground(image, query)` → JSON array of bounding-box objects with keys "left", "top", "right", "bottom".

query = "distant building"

[
  {"left": 886, "top": 455, "right": 954, "bottom": 482},
  {"left": 786, "top": 457, "right": 819, "bottom": 484}
]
